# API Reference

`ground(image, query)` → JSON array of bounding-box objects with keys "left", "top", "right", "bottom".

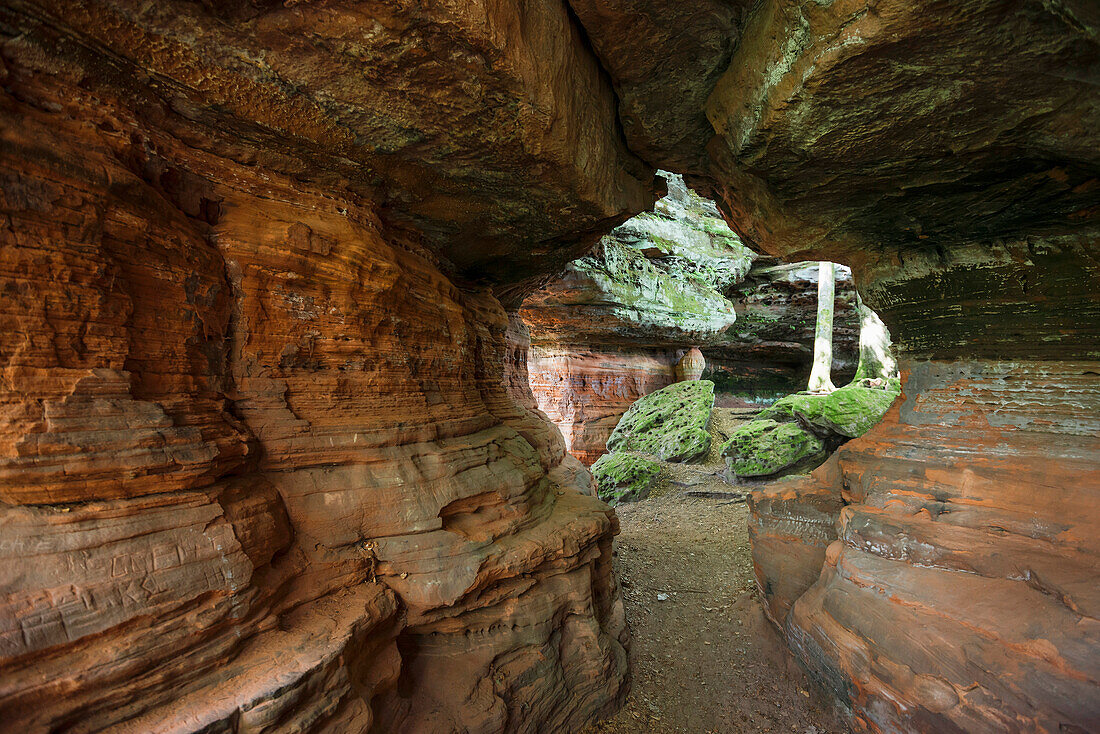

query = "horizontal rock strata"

[
  {"left": 701, "top": 0, "right": 1100, "bottom": 729},
  {"left": 1, "top": 0, "right": 1098, "bottom": 731},
  {"left": 522, "top": 177, "right": 858, "bottom": 465},
  {"left": 0, "top": 2, "right": 637, "bottom": 730},
  {"left": 705, "top": 260, "right": 858, "bottom": 398}
]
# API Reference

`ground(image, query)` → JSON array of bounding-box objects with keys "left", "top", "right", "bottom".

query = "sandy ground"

[{"left": 582, "top": 408, "right": 847, "bottom": 734}]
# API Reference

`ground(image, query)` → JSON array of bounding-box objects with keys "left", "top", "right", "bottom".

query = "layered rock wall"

[
  {"left": 0, "top": 2, "right": 638, "bottom": 730},
  {"left": 521, "top": 172, "right": 747, "bottom": 464},
  {"left": 707, "top": 1, "right": 1100, "bottom": 729},
  {"left": 2, "top": 0, "right": 1098, "bottom": 731},
  {"left": 522, "top": 177, "right": 859, "bottom": 465},
  {"left": 705, "top": 259, "right": 858, "bottom": 398}
]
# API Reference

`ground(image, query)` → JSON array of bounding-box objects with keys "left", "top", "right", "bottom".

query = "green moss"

[
  {"left": 591, "top": 451, "right": 661, "bottom": 506},
  {"left": 607, "top": 380, "right": 715, "bottom": 462},
  {"left": 721, "top": 419, "right": 826, "bottom": 478},
  {"left": 760, "top": 382, "right": 900, "bottom": 438}
]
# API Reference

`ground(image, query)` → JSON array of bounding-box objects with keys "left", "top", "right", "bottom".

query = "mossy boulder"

[
  {"left": 606, "top": 379, "right": 715, "bottom": 462},
  {"left": 722, "top": 419, "right": 826, "bottom": 478},
  {"left": 760, "top": 382, "right": 900, "bottom": 438},
  {"left": 591, "top": 452, "right": 661, "bottom": 505}
]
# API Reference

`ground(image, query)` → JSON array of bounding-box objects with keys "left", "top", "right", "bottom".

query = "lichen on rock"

[
  {"left": 522, "top": 172, "right": 752, "bottom": 348},
  {"left": 722, "top": 419, "right": 826, "bottom": 478},
  {"left": 606, "top": 379, "right": 715, "bottom": 462},
  {"left": 591, "top": 451, "right": 662, "bottom": 506}
]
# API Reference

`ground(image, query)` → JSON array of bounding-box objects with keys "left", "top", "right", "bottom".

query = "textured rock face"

[
  {"left": 525, "top": 348, "right": 677, "bottom": 467},
  {"left": 2, "top": 0, "right": 1098, "bottom": 731},
  {"left": 523, "top": 177, "right": 859, "bottom": 465},
  {"left": 0, "top": 3, "right": 634, "bottom": 730},
  {"left": 567, "top": 0, "right": 754, "bottom": 172},
  {"left": 522, "top": 173, "right": 750, "bottom": 349},
  {"left": 753, "top": 360, "right": 1100, "bottom": 731},
  {"left": 723, "top": 419, "right": 826, "bottom": 479},
  {"left": 605, "top": 380, "right": 715, "bottom": 464},
  {"left": 675, "top": 347, "right": 706, "bottom": 382},
  {"left": 522, "top": 172, "right": 750, "bottom": 464},
  {"left": 590, "top": 452, "right": 661, "bottom": 507},
  {"left": 705, "top": 2, "right": 1100, "bottom": 729}
]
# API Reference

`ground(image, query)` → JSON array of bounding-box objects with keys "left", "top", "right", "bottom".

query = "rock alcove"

[{"left": 0, "top": 1, "right": 1097, "bottom": 733}]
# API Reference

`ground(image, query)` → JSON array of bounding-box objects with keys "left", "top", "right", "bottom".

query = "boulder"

[
  {"left": 606, "top": 380, "right": 715, "bottom": 463},
  {"left": 591, "top": 452, "right": 662, "bottom": 506},
  {"left": 761, "top": 382, "right": 901, "bottom": 439},
  {"left": 722, "top": 419, "right": 826, "bottom": 479}
]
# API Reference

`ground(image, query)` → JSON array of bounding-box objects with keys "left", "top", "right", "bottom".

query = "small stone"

[{"left": 656, "top": 592, "right": 669, "bottom": 601}]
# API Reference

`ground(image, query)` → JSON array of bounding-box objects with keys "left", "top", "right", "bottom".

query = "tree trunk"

[
  {"left": 853, "top": 293, "right": 897, "bottom": 381},
  {"left": 807, "top": 261, "right": 836, "bottom": 393}
]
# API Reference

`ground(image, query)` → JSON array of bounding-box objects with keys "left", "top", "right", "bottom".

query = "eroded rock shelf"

[{"left": 1, "top": 0, "right": 1097, "bottom": 732}]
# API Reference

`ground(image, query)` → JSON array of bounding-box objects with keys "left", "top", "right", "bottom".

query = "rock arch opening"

[{"left": 0, "top": 1, "right": 1096, "bottom": 732}]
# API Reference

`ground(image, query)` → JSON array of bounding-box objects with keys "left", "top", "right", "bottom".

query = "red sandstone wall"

[
  {"left": 0, "top": 60, "right": 627, "bottom": 731},
  {"left": 749, "top": 359, "right": 1100, "bottom": 731},
  {"left": 527, "top": 349, "right": 677, "bottom": 466}
]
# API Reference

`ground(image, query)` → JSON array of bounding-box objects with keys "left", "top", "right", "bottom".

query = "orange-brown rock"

[
  {"left": 0, "top": 2, "right": 635, "bottom": 730},
  {"left": 691, "top": 1, "right": 1100, "bottom": 729},
  {"left": 755, "top": 359, "right": 1100, "bottom": 732},
  {"left": 746, "top": 453, "right": 845, "bottom": 627},
  {"left": 2, "top": 0, "right": 1099, "bottom": 731},
  {"left": 527, "top": 348, "right": 678, "bottom": 466}
]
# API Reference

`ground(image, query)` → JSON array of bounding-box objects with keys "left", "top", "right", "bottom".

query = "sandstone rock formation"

[
  {"left": 707, "top": 2, "right": 1100, "bottom": 729},
  {"left": 592, "top": 379, "right": 715, "bottom": 505},
  {"left": 589, "top": 452, "right": 661, "bottom": 507},
  {"left": 605, "top": 380, "right": 715, "bottom": 464},
  {"left": 674, "top": 347, "right": 706, "bottom": 382},
  {"left": 2, "top": 0, "right": 1098, "bottom": 732},
  {"left": 724, "top": 419, "right": 826, "bottom": 479},
  {"left": 521, "top": 172, "right": 750, "bottom": 465},
  {"left": 523, "top": 180, "right": 858, "bottom": 466},
  {"left": 704, "top": 259, "right": 859, "bottom": 398},
  {"left": 724, "top": 381, "right": 900, "bottom": 481},
  {"left": 0, "top": 3, "right": 637, "bottom": 730}
]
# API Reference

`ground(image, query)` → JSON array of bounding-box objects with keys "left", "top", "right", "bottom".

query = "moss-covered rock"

[
  {"left": 722, "top": 419, "right": 826, "bottom": 478},
  {"left": 759, "top": 382, "right": 900, "bottom": 438},
  {"left": 591, "top": 451, "right": 661, "bottom": 506},
  {"left": 519, "top": 172, "right": 754, "bottom": 348},
  {"left": 606, "top": 380, "right": 715, "bottom": 462}
]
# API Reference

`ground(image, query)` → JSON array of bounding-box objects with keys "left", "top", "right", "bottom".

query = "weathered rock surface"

[
  {"left": 724, "top": 381, "right": 899, "bottom": 482},
  {"left": 567, "top": 0, "right": 753, "bottom": 172},
  {"left": 723, "top": 419, "right": 826, "bottom": 479},
  {"left": 523, "top": 178, "right": 858, "bottom": 465},
  {"left": 2, "top": 0, "right": 1098, "bottom": 731},
  {"left": 522, "top": 173, "right": 749, "bottom": 349},
  {"left": 753, "top": 362, "right": 1100, "bottom": 731},
  {"left": 747, "top": 454, "right": 845, "bottom": 626},
  {"left": 606, "top": 380, "right": 715, "bottom": 464},
  {"left": 692, "top": 1, "right": 1100, "bottom": 729},
  {"left": 522, "top": 173, "right": 749, "bottom": 465},
  {"left": 590, "top": 452, "right": 661, "bottom": 507},
  {"left": 761, "top": 382, "right": 901, "bottom": 441},
  {"left": 0, "top": 3, "right": 634, "bottom": 730},
  {"left": 675, "top": 347, "right": 706, "bottom": 382},
  {"left": 525, "top": 348, "right": 679, "bottom": 467}
]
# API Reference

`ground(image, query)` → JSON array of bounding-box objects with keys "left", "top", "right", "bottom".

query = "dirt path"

[{"left": 584, "top": 408, "right": 846, "bottom": 733}]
